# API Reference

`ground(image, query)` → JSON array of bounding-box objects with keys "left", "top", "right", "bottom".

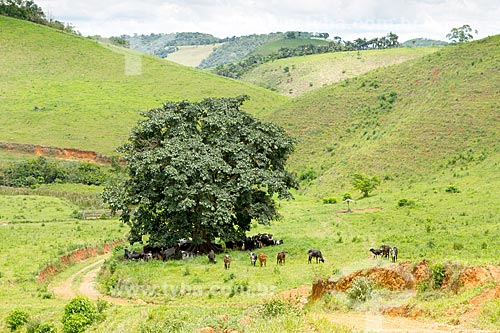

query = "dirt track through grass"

[{"left": 51, "top": 255, "right": 130, "bottom": 305}]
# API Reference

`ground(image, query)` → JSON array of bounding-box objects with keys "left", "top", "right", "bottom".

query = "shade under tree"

[{"left": 103, "top": 96, "right": 298, "bottom": 252}]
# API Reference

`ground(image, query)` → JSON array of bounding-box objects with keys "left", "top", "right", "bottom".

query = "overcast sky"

[{"left": 36, "top": 0, "right": 499, "bottom": 42}]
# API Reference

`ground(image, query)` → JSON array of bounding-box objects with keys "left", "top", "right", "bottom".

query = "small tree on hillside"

[
  {"left": 446, "top": 25, "right": 477, "bottom": 43},
  {"left": 352, "top": 173, "right": 381, "bottom": 198},
  {"left": 103, "top": 96, "right": 298, "bottom": 252}
]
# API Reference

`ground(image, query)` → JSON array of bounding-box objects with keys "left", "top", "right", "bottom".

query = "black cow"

[
  {"left": 308, "top": 249, "right": 325, "bottom": 263},
  {"left": 208, "top": 250, "right": 217, "bottom": 264},
  {"left": 370, "top": 248, "right": 383, "bottom": 258},
  {"left": 124, "top": 248, "right": 147, "bottom": 260},
  {"left": 250, "top": 252, "right": 257, "bottom": 266},
  {"left": 244, "top": 237, "right": 258, "bottom": 251},
  {"left": 380, "top": 245, "right": 391, "bottom": 259}
]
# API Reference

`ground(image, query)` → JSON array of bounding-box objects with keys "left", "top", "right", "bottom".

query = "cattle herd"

[
  {"left": 123, "top": 235, "right": 399, "bottom": 268},
  {"left": 370, "top": 244, "right": 398, "bottom": 262}
]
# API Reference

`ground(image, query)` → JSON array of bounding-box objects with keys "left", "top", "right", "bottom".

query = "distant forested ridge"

[
  {"left": 401, "top": 38, "right": 448, "bottom": 47},
  {"left": 197, "top": 32, "right": 286, "bottom": 69},
  {"left": 121, "top": 32, "right": 225, "bottom": 58},
  {"left": 0, "top": 0, "right": 78, "bottom": 34},
  {"left": 213, "top": 32, "right": 401, "bottom": 79}
]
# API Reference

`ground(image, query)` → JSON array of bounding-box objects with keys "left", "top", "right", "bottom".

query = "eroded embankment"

[
  {"left": 0, "top": 141, "right": 122, "bottom": 165},
  {"left": 38, "top": 240, "right": 121, "bottom": 283}
]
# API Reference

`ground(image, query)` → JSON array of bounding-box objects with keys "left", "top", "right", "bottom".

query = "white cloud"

[{"left": 36, "top": 0, "right": 499, "bottom": 41}]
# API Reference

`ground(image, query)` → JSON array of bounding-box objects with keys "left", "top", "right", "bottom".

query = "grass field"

[
  {"left": 252, "top": 38, "right": 330, "bottom": 56},
  {"left": 1, "top": 14, "right": 500, "bottom": 333},
  {"left": 241, "top": 47, "right": 439, "bottom": 96},
  {"left": 166, "top": 43, "right": 223, "bottom": 67},
  {"left": 0, "top": 16, "right": 287, "bottom": 155}
]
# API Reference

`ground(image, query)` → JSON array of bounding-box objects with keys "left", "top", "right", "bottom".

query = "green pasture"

[
  {"left": 0, "top": 16, "right": 287, "bottom": 155},
  {"left": 252, "top": 38, "right": 330, "bottom": 56},
  {"left": 241, "top": 47, "right": 438, "bottom": 96}
]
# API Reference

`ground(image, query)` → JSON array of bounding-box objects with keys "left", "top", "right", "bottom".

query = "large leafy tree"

[{"left": 103, "top": 96, "right": 297, "bottom": 251}]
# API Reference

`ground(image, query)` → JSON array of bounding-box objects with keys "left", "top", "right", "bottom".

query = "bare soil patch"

[
  {"left": 336, "top": 207, "right": 383, "bottom": 213},
  {"left": 309, "top": 261, "right": 500, "bottom": 331}
]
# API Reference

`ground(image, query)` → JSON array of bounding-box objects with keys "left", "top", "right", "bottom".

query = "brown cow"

[
  {"left": 276, "top": 251, "right": 287, "bottom": 265},
  {"left": 223, "top": 255, "right": 231, "bottom": 269},
  {"left": 258, "top": 253, "right": 267, "bottom": 267}
]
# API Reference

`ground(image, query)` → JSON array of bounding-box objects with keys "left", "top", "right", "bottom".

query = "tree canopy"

[
  {"left": 446, "top": 25, "right": 477, "bottom": 43},
  {"left": 103, "top": 96, "right": 298, "bottom": 251}
]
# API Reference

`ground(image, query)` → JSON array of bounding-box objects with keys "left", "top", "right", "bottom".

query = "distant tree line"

[
  {"left": 0, "top": 0, "right": 79, "bottom": 34},
  {"left": 214, "top": 32, "right": 400, "bottom": 79}
]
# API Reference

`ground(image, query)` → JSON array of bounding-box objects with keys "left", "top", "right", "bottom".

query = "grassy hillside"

[
  {"left": 166, "top": 43, "right": 222, "bottom": 67},
  {"left": 264, "top": 36, "right": 500, "bottom": 197},
  {"left": 0, "top": 16, "right": 288, "bottom": 155},
  {"left": 253, "top": 38, "right": 330, "bottom": 56},
  {"left": 241, "top": 47, "right": 438, "bottom": 96}
]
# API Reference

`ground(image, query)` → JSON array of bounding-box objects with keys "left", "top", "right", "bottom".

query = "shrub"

[
  {"left": 62, "top": 314, "right": 92, "bottom": 333},
  {"left": 346, "top": 277, "right": 373, "bottom": 303},
  {"left": 342, "top": 192, "right": 352, "bottom": 201},
  {"left": 397, "top": 198, "right": 415, "bottom": 207},
  {"left": 62, "top": 296, "right": 97, "bottom": 333},
  {"left": 445, "top": 185, "right": 460, "bottom": 193},
  {"left": 322, "top": 197, "right": 337, "bottom": 204},
  {"left": 6, "top": 309, "right": 30, "bottom": 331},
  {"left": 431, "top": 263, "right": 446, "bottom": 289},
  {"left": 26, "top": 320, "right": 57, "bottom": 333},
  {"left": 259, "top": 298, "right": 296, "bottom": 317}
]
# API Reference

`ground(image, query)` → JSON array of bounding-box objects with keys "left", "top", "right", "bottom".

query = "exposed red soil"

[
  {"left": 0, "top": 141, "right": 122, "bottom": 165},
  {"left": 38, "top": 241, "right": 120, "bottom": 283},
  {"left": 336, "top": 207, "right": 383, "bottom": 213},
  {"left": 311, "top": 260, "right": 500, "bottom": 328}
]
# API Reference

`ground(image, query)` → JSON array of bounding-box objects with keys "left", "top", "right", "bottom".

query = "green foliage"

[
  {"left": 26, "top": 320, "right": 57, "bottom": 333},
  {"left": 298, "top": 168, "right": 317, "bottom": 183},
  {"left": 259, "top": 298, "right": 298, "bottom": 318},
  {"left": 447, "top": 24, "right": 477, "bottom": 43},
  {"left": 346, "top": 277, "right": 373, "bottom": 303},
  {"left": 342, "top": 192, "right": 352, "bottom": 201},
  {"left": 5, "top": 309, "right": 29, "bottom": 331},
  {"left": 0, "top": 0, "right": 79, "bottom": 34},
  {"left": 322, "top": 197, "right": 337, "bottom": 204},
  {"left": 352, "top": 173, "right": 381, "bottom": 197},
  {"left": 431, "top": 263, "right": 446, "bottom": 289},
  {"left": 103, "top": 96, "right": 297, "bottom": 247},
  {"left": 62, "top": 296, "right": 97, "bottom": 333},
  {"left": 445, "top": 185, "right": 460, "bottom": 193},
  {"left": 397, "top": 198, "right": 415, "bottom": 207},
  {"left": 1, "top": 157, "right": 106, "bottom": 187}
]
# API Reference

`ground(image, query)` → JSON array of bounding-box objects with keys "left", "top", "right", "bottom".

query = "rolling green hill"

[
  {"left": 240, "top": 47, "right": 439, "bottom": 96},
  {"left": 0, "top": 16, "right": 288, "bottom": 155},
  {"left": 264, "top": 36, "right": 500, "bottom": 196},
  {"left": 252, "top": 38, "right": 330, "bottom": 56}
]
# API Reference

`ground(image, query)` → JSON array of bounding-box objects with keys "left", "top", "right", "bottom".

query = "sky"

[{"left": 36, "top": 0, "right": 499, "bottom": 42}]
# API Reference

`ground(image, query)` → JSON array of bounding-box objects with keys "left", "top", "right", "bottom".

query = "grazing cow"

[
  {"left": 277, "top": 251, "right": 287, "bottom": 265},
  {"left": 380, "top": 245, "right": 391, "bottom": 259},
  {"left": 250, "top": 252, "right": 258, "bottom": 266},
  {"left": 181, "top": 250, "right": 195, "bottom": 260},
  {"left": 274, "top": 239, "right": 284, "bottom": 245},
  {"left": 224, "top": 255, "right": 231, "bottom": 269},
  {"left": 161, "top": 246, "right": 177, "bottom": 261},
  {"left": 390, "top": 247, "right": 398, "bottom": 262},
  {"left": 370, "top": 248, "right": 383, "bottom": 258},
  {"left": 308, "top": 249, "right": 325, "bottom": 263},
  {"left": 258, "top": 253, "right": 267, "bottom": 267},
  {"left": 208, "top": 250, "right": 217, "bottom": 264},
  {"left": 124, "top": 248, "right": 147, "bottom": 260}
]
